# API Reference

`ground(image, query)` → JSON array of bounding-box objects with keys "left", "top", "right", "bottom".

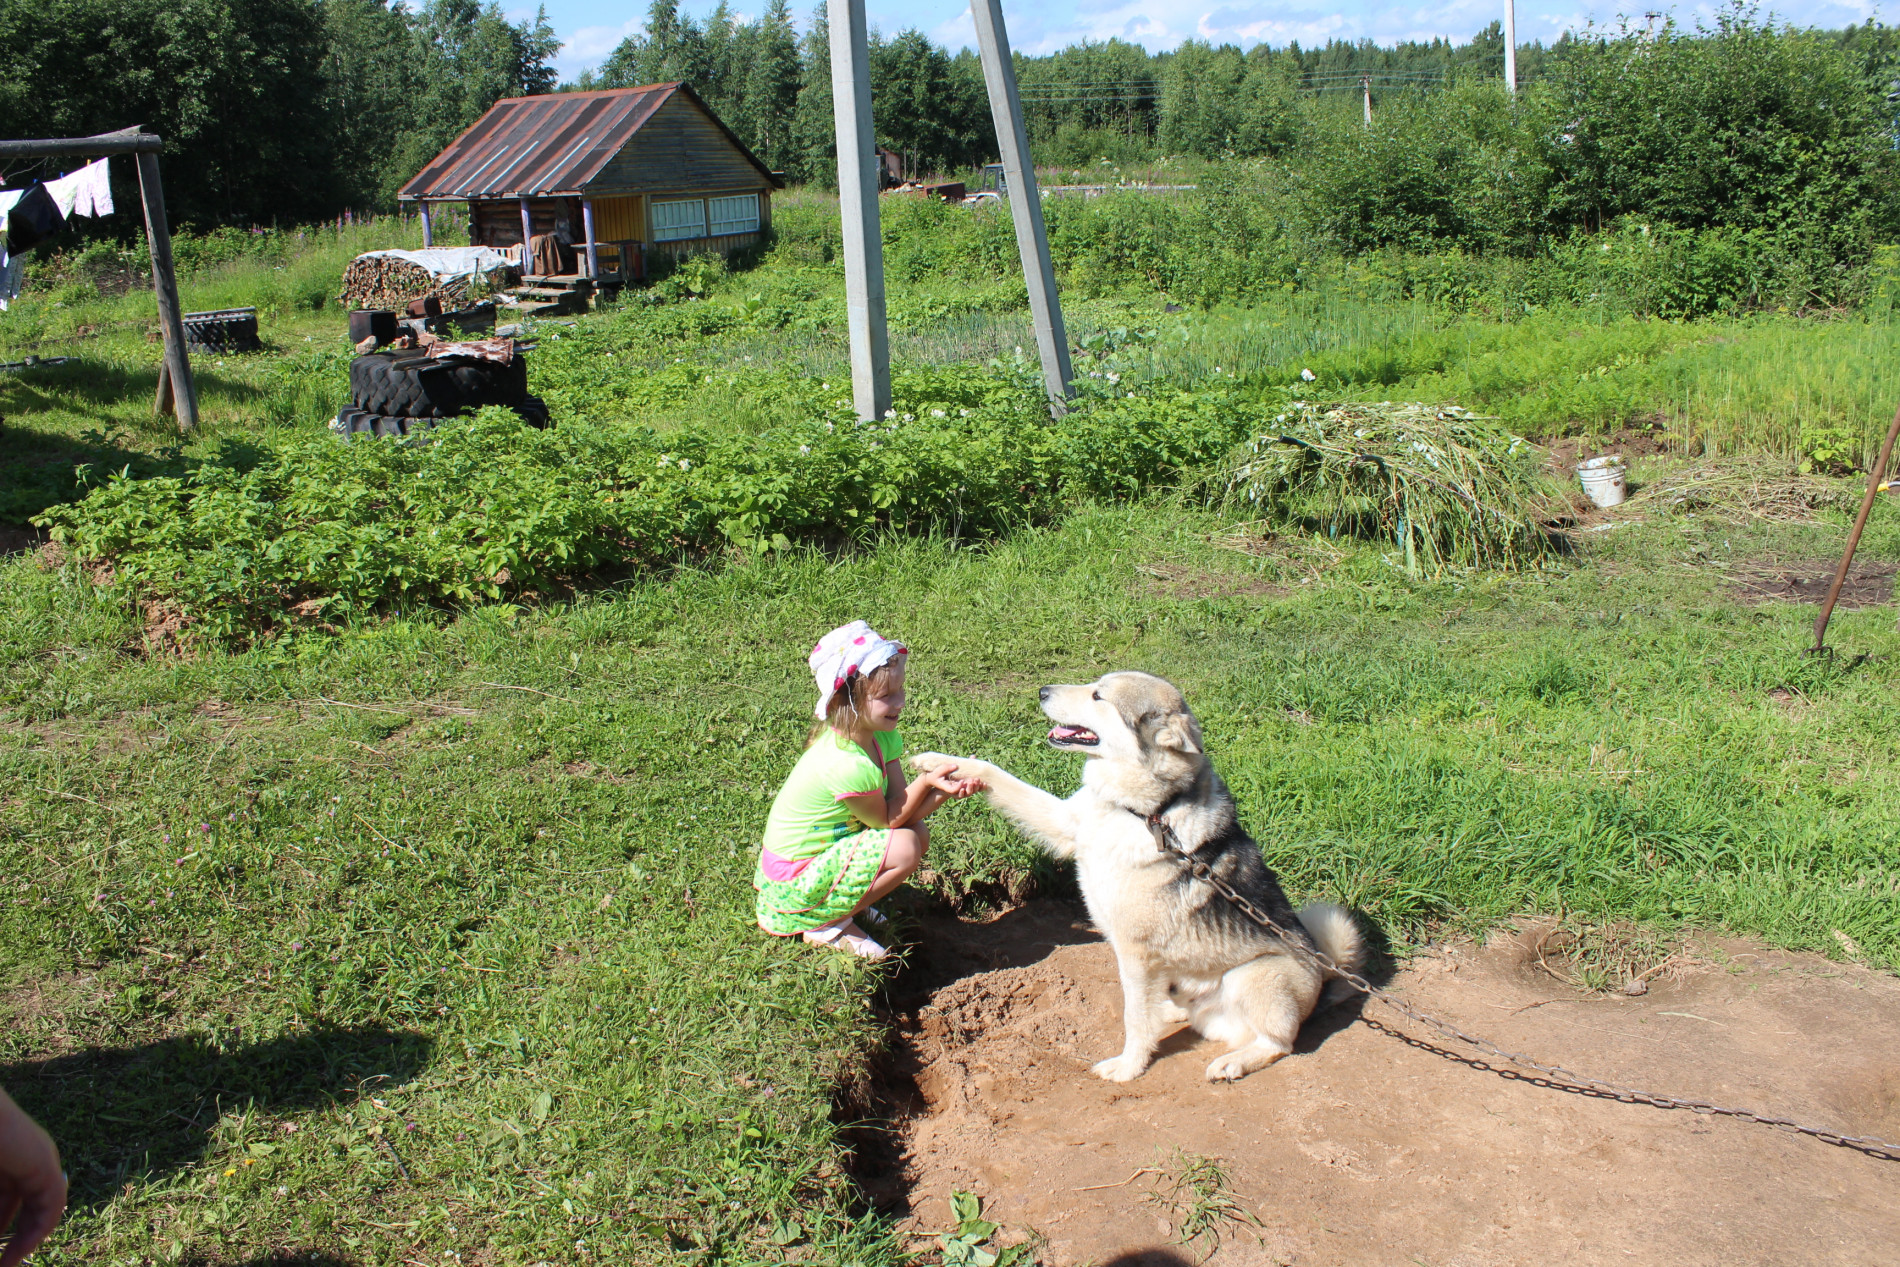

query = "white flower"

[
  {"left": 799, "top": 445, "right": 811, "bottom": 454},
  {"left": 678, "top": 458, "right": 692, "bottom": 471},
  {"left": 884, "top": 408, "right": 897, "bottom": 419},
  {"left": 931, "top": 409, "right": 945, "bottom": 418},
  {"left": 1106, "top": 371, "right": 1120, "bottom": 383},
  {"left": 1301, "top": 368, "right": 1316, "bottom": 382},
  {"left": 657, "top": 453, "right": 671, "bottom": 467},
  {"left": 821, "top": 382, "right": 829, "bottom": 390},
  {"left": 959, "top": 408, "right": 970, "bottom": 417},
  {"left": 902, "top": 413, "right": 913, "bottom": 421}
]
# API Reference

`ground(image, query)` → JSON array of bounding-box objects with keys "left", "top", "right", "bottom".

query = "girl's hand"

[{"left": 923, "top": 770, "right": 985, "bottom": 799}]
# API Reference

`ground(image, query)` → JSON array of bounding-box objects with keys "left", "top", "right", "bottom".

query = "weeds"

[{"left": 1145, "top": 1149, "right": 1263, "bottom": 1261}]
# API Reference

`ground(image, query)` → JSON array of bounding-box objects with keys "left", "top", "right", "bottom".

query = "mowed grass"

[{"left": 5, "top": 485, "right": 1899, "bottom": 1263}]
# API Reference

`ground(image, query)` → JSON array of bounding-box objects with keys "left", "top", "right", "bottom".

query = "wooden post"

[
  {"left": 830, "top": 0, "right": 891, "bottom": 421},
  {"left": 581, "top": 198, "right": 600, "bottom": 280},
  {"left": 1362, "top": 75, "right": 1373, "bottom": 126},
  {"left": 420, "top": 203, "right": 433, "bottom": 247},
  {"left": 136, "top": 150, "right": 197, "bottom": 432},
  {"left": 1504, "top": 0, "right": 1517, "bottom": 94},
  {"left": 971, "top": 0, "right": 1073, "bottom": 408},
  {"left": 519, "top": 198, "right": 534, "bottom": 273}
]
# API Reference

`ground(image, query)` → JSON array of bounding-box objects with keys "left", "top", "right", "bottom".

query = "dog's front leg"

[
  {"left": 911, "top": 753, "right": 1079, "bottom": 858},
  {"left": 1093, "top": 953, "right": 1169, "bottom": 1082}
]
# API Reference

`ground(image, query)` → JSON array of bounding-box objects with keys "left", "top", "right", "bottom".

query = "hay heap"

[
  {"left": 1632, "top": 457, "right": 1861, "bottom": 524},
  {"left": 1218, "top": 402, "right": 1562, "bottom": 573},
  {"left": 338, "top": 253, "right": 519, "bottom": 311}
]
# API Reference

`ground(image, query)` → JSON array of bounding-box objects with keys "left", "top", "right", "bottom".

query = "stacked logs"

[{"left": 338, "top": 255, "right": 519, "bottom": 311}]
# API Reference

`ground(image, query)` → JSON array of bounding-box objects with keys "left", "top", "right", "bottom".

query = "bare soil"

[
  {"left": 866, "top": 900, "right": 1900, "bottom": 1266},
  {"left": 1728, "top": 559, "right": 1896, "bottom": 610}
]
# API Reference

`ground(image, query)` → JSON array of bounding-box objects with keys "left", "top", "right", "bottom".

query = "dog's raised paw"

[
  {"left": 1091, "top": 1054, "right": 1149, "bottom": 1083},
  {"left": 909, "top": 751, "right": 958, "bottom": 775}
]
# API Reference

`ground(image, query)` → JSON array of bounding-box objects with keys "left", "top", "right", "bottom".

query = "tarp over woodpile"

[{"left": 339, "top": 247, "right": 519, "bottom": 310}]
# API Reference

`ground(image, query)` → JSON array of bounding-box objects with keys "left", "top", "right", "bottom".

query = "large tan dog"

[{"left": 914, "top": 671, "right": 1362, "bottom": 1082}]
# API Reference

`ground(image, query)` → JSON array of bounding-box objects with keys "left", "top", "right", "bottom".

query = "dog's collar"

[{"left": 1136, "top": 791, "right": 1195, "bottom": 857}]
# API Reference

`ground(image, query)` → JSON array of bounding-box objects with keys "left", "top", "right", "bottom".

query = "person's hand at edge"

[{"left": 0, "top": 1087, "right": 65, "bottom": 1267}]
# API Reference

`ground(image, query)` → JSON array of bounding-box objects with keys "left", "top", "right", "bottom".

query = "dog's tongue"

[{"left": 1050, "top": 725, "right": 1089, "bottom": 742}]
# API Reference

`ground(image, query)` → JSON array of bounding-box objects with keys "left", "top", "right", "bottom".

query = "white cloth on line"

[
  {"left": 0, "top": 188, "right": 24, "bottom": 218},
  {"left": 46, "top": 157, "right": 113, "bottom": 218}
]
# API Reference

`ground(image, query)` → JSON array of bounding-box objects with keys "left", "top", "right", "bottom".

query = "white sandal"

[{"left": 802, "top": 919, "right": 888, "bottom": 960}]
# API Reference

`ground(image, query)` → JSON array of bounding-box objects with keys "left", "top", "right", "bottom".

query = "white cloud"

[{"left": 553, "top": 18, "right": 644, "bottom": 81}]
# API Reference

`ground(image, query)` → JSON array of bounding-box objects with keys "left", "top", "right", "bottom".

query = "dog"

[{"left": 913, "top": 671, "right": 1363, "bottom": 1083}]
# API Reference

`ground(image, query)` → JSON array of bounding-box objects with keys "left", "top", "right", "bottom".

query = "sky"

[{"left": 529, "top": 0, "right": 1885, "bottom": 84}]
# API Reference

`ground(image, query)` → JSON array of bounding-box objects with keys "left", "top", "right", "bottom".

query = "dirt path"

[{"left": 866, "top": 901, "right": 1900, "bottom": 1266}]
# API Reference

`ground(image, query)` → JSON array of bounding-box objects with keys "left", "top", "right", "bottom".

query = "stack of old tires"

[{"left": 333, "top": 349, "right": 549, "bottom": 440}]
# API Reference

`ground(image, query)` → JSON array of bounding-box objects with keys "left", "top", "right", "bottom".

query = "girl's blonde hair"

[{"left": 808, "top": 657, "right": 903, "bottom": 745}]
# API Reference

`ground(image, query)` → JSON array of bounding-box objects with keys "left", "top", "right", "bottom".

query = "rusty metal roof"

[{"left": 397, "top": 82, "right": 779, "bottom": 201}]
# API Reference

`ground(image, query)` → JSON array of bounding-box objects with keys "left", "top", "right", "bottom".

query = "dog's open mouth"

[{"left": 1048, "top": 725, "right": 1100, "bottom": 747}]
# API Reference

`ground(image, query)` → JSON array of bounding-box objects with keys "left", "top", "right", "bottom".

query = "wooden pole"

[
  {"left": 1362, "top": 75, "right": 1373, "bottom": 125},
  {"left": 829, "top": 0, "right": 891, "bottom": 421},
  {"left": 1504, "top": 0, "right": 1518, "bottom": 94},
  {"left": 971, "top": 0, "right": 1072, "bottom": 408},
  {"left": 420, "top": 203, "right": 433, "bottom": 247},
  {"left": 581, "top": 198, "right": 600, "bottom": 281},
  {"left": 136, "top": 150, "right": 197, "bottom": 432}
]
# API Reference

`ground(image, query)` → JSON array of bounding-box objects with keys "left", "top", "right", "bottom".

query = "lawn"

[{"left": 3, "top": 200, "right": 1900, "bottom": 1264}]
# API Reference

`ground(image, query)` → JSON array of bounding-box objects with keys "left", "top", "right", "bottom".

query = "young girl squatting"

[{"left": 754, "top": 621, "right": 982, "bottom": 959}]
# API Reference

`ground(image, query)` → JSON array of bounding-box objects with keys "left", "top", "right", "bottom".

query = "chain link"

[{"left": 1147, "top": 816, "right": 1900, "bottom": 1161}]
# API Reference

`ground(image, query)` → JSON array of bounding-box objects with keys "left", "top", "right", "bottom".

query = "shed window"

[
  {"left": 709, "top": 194, "right": 760, "bottom": 236},
  {"left": 652, "top": 199, "right": 706, "bottom": 242}
]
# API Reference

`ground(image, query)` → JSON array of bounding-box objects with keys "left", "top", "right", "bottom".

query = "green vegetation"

[
  {"left": 7, "top": 486, "right": 1899, "bottom": 1263},
  {"left": 5, "top": 75, "right": 1900, "bottom": 1261}
]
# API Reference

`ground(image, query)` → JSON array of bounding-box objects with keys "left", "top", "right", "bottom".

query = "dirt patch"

[
  {"left": 0, "top": 524, "right": 49, "bottom": 558},
  {"left": 866, "top": 900, "right": 1900, "bottom": 1265},
  {"left": 1137, "top": 561, "right": 1289, "bottom": 602},
  {"left": 1537, "top": 421, "right": 1675, "bottom": 474},
  {"left": 1729, "top": 559, "right": 1896, "bottom": 610}
]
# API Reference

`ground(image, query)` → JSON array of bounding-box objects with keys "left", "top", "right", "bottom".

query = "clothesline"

[{"left": 1, "top": 155, "right": 115, "bottom": 309}]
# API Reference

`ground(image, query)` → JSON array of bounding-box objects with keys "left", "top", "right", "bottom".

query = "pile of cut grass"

[{"left": 1215, "top": 401, "right": 1562, "bottom": 573}]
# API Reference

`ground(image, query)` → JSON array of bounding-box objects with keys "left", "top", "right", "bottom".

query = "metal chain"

[{"left": 1146, "top": 816, "right": 1900, "bottom": 1161}]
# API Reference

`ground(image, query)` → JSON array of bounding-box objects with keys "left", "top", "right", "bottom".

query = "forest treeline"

[{"left": 2, "top": 0, "right": 1899, "bottom": 305}]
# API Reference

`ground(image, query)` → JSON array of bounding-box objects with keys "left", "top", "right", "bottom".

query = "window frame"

[
  {"left": 651, "top": 198, "right": 707, "bottom": 243},
  {"left": 708, "top": 193, "right": 760, "bottom": 237}
]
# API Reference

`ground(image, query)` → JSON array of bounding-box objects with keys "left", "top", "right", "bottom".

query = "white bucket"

[{"left": 1577, "top": 455, "right": 1627, "bottom": 509}]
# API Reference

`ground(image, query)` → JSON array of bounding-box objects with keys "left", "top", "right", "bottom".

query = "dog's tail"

[{"left": 1297, "top": 901, "right": 1365, "bottom": 1008}]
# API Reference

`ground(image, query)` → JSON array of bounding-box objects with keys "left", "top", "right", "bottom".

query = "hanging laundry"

[
  {"left": 0, "top": 247, "right": 21, "bottom": 311},
  {"left": 6, "top": 184, "right": 64, "bottom": 251},
  {"left": 46, "top": 157, "right": 112, "bottom": 218}
]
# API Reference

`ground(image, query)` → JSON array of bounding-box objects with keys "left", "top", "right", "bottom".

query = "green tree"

[
  {"left": 790, "top": 4, "right": 835, "bottom": 185},
  {"left": 1538, "top": 8, "right": 1897, "bottom": 255},
  {"left": 0, "top": 0, "right": 335, "bottom": 225}
]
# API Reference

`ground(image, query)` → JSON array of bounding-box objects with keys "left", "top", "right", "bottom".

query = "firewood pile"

[{"left": 338, "top": 254, "right": 519, "bottom": 311}]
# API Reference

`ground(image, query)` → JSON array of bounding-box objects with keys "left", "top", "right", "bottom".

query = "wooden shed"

[{"left": 396, "top": 82, "right": 783, "bottom": 284}]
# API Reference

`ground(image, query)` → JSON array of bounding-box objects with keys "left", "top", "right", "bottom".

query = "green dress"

[{"left": 753, "top": 729, "right": 902, "bottom": 936}]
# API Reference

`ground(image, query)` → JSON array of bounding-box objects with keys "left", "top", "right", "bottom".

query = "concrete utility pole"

[
  {"left": 829, "top": 0, "right": 891, "bottom": 421},
  {"left": 1362, "top": 74, "right": 1373, "bottom": 126},
  {"left": 1504, "top": 0, "right": 1517, "bottom": 95},
  {"left": 971, "top": 0, "right": 1073, "bottom": 409}
]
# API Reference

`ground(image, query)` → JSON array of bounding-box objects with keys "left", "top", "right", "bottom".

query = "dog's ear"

[{"left": 1154, "top": 711, "right": 1202, "bottom": 754}]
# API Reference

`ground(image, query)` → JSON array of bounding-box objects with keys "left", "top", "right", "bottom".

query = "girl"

[{"left": 755, "top": 621, "right": 981, "bottom": 959}]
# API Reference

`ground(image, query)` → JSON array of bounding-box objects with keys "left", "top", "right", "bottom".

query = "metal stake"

[
  {"left": 1810, "top": 404, "right": 1900, "bottom": 654},
  {"left": 971, "top": 0, "right": 1073, "bottom": 410},
  {"left": 829, "top": 0, "right": 891, "bottom": 421}
]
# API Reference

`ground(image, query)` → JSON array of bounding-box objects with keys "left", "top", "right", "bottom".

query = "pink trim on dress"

[{"left": 759, "top": 849, "right": 812, "bottom": 882}]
